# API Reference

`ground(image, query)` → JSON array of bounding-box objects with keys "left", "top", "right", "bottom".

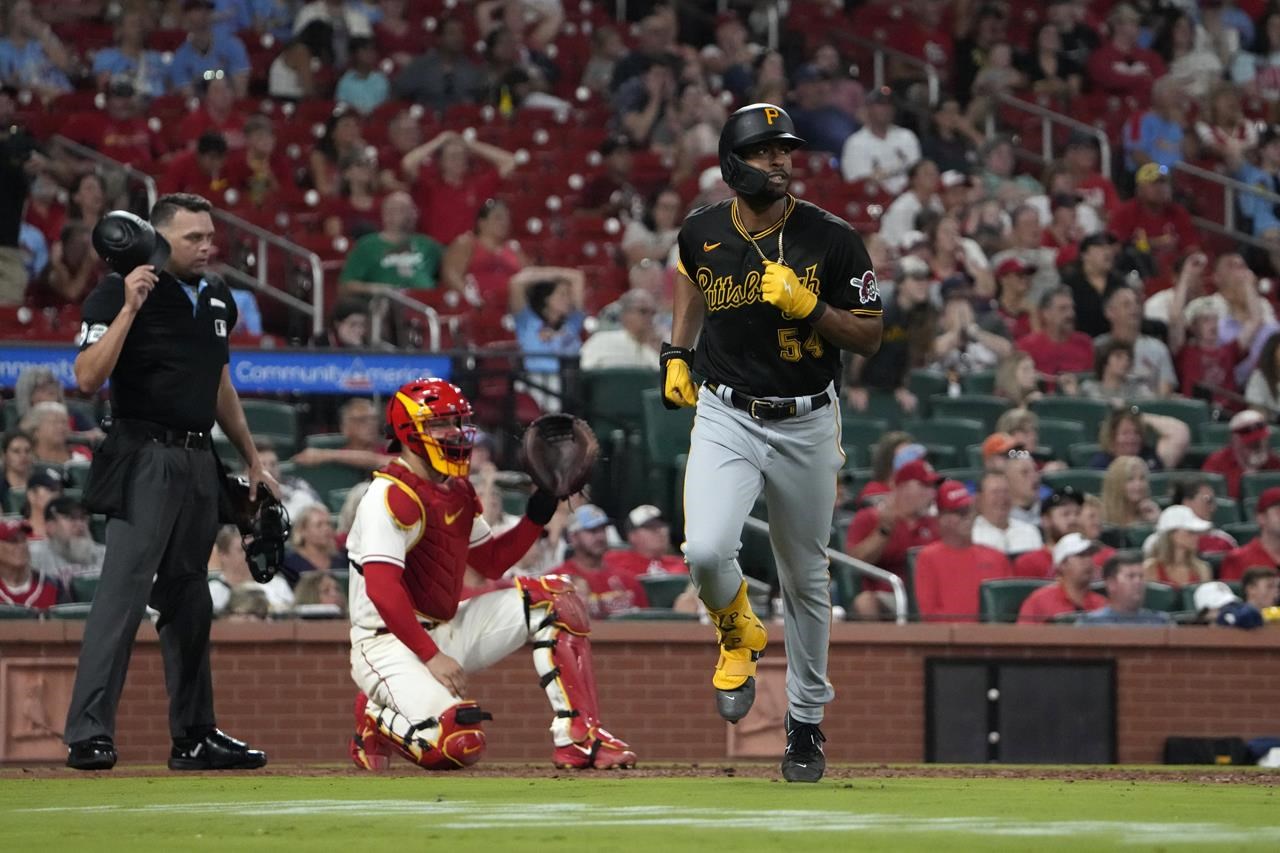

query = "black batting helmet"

[
  {"left": 91, "top": 210, "right": 171, "bottom": 276},
  {"left": 718, "top": 103, "right": 805, "bottom": 196}
]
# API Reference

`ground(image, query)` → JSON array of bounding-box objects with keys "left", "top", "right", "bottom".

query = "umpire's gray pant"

[{"left": 64, "top": 443, "right": 221, "bottom": 745}]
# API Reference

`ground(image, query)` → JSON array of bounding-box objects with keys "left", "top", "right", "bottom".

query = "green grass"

[{"left": 2, "top": 772, "right": 1279, "bottom": 851}]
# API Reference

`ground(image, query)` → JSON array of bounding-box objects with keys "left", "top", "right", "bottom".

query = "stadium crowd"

[{"left": 3, "top": 0, "right": 1280, "bottom": 626}]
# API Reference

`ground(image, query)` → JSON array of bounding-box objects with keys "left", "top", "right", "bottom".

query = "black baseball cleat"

[
  {"left": 715, "top": 677, "right": 756, "bottom": 724},
  {"left": 780, "top": 713, "right": 826, "bottom": 783},
  {"left": 66, "top": 736, "right": 117, "bottom": 771},
  {"left": 169, "top": 729, "right": 268, "bottom": 771}
]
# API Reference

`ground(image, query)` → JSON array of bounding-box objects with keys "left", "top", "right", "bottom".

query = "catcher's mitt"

[
  {"left": 520, "top": 414, "right": 599, "bottom": 499},
  {"left": 223, "top": 475, "right": 292, "bottom": 583}
]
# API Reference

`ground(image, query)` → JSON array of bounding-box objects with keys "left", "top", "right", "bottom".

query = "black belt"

[
  {"left": 708, "top": 383, "right": 831, "bottom": 421},
  {"left": 115, "top": 419, "right": 212, "bottom": 450},
  {"left": 375, "top": 620, "right": 439, "bottom": 636}
]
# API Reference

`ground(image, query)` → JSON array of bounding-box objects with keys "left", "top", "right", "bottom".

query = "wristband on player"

[
  {"left": 803, "top": 298, "right": 827, "bottom": 323},
  {"left": 660, "top": 342, "right": 694, "bottom": 365}
]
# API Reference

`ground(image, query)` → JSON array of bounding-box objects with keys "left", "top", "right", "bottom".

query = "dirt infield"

[{"left": 4, "top": 762, "right": 1277, "bottom": 784}]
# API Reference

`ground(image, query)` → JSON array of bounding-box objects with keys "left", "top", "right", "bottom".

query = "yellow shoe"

[{"left": 706, "top": 582, "right": 767, "bottom": 723}]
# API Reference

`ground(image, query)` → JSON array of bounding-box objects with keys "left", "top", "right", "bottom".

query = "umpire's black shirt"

[{"left": 78, "top": 271, "right": 238, "bottom": 432}]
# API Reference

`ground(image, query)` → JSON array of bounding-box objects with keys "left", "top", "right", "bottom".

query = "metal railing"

[
  {"left": 839, "top": 34, "right": 941, "bottom": 107},
  {"left": 742, "top": 516, "right": 909, "bottom": 625},
  {"left": 1171, "top": 161, "right": 1280, "bottom": 251},
  {"left": 51, "top": 135, "right": 157, "bottom": 211},
  {"left": 367, "top": 288, "right": 444, "bottom": 351},
  {"left": 211, "top": 208, "right": 327, "bottom": 338},
  {"left": 985, "top": 94, "right": 1113, "bottom": 180}
]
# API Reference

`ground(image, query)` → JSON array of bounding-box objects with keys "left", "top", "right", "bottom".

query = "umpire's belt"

[
  {"left": 114, "top": 418, "right": 212, "bottom": 450},
  {"left": 706, "top": 382, "right": 831, "bottom": 421}
]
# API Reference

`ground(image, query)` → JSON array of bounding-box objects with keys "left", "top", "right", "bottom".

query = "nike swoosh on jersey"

[
  {"left": 703, "top": 241, "right": 721, "bottom": 252},
  {"left": 444, "top": 508, "right": 463, "bottom": 525}
]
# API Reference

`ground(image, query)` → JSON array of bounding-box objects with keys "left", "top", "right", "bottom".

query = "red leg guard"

[
  {"left": 350, "top": 692, "right": 393, "bottom": 771},
  {"left": 369, "top": 699, "right": 493, "bottom": 771}
]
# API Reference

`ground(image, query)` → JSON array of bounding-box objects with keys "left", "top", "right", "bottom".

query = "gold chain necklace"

[{"left": 735, "top": 199, "right": 788, "bottom": 266}]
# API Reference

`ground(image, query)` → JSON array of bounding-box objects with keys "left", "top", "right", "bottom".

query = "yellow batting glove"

[
  {"left": 660, "top": 343, "right": 699, "bottom": 409},
  {"left": 761, "top": 262, "right": 818, "bottom": 319}
]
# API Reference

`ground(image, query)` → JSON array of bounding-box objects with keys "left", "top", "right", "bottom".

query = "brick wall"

[{"left": 2, "top": 621, "right": 1278, "bottom": 765}]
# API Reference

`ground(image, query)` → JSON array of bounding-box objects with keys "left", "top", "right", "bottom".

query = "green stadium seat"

[
  {"left": 1178, "top": 444, "right": 1217, "bottom": 470},
  {"left": 4, "top": 491, "right": 24, "bottom": 514},
  {"left": 840, "top": 413, "right": 889, "bottom": 438},
  {"left": 907, "top": 370, "right": 949, "bottom": 415},
  {"left": 1036, "top": 418, "right": 1087, "bottom": 461},
  {"left": 979, "top": 578, "right": 1051, "bottom": 623},
  {"left": 903, "top": 417, "right": 987, "bottom": 460},
  {"left": 1135, "top": 398, "right": 1210, "bottom": 438},
  {"left": 1182, "top": 581, "right": 1244, "bottom": 611},
  {"left": 1222, "top": 522, "right": 1259, "bottom": 544},
  {"left": 921, "top": 444, "right": 962, "bottom": 469},
  {"left": 638, "top": 573, "right": 691, "bottom": 609},
  {"left": 640, "top": 389, "right": 694, "bottom": 521},
  {"left": 1043, "top": 469, "right": 1105, "bottom": 495},
  {"left": 63, "top": 462, "right": 92, "bottom": 489},
  {"left": 581, "top": 368, "right": 659, "bottom": 436},
  {"left": 1, "top": 399, "right": 17, "bottom": 430},
  {"left": 1241, "top": 471, "right": 1280, "bottom": 500},
  {"left": 610, "top": 609, "right": 699, "bottom": 621},
  {"left": 928, "top": 395, "right": 1011, "bottom": 432},
  {"left": 839, "top": 443, "right": 866, "bottom": 469},
  {"left": 1204, "top": 551, "right": 1225, "bottom": 577},
  {"left": 293, "top": 463, "right": 370, "bottom": 497},
  {"left": 1210, "top": 498, "right": 1242, "bottom": 526},
  {"left": 0, "top": 603, "right": 38, "bottom": 619},
  {"left": 70, "top": 576, "right": 99, "bottom": 603},
  {"left": 1030, "top": 397, "right": 1110, "bottom": 440},
  {"left": 1125, "top": 525, "right": 1156, "bottom": 549},
  {"left": 1199, "top": 422, "right": 1232, "bottom": 446},
  {"left": 90, "top": 514, "right": 108, "bottom": 544},
  {"left": 962, "top": 370, "right": 997, "bottom": 395},
  {"left": 304, "top": 432, "right": 347, "bottom": 450},
  {"left": 1067, "top": 442, "right": 1103, "bottom": 468},
  {"left": 1142, "top": 581, "right": 1180, "bottom": 612},
  {"left": 241, "top": 399, "right": 301, "bottom": 455},
  {"left": 47, "top": 603, "right": 93, "bottom": 620},
  {"left": 859, "top": 390, "right": 907, "bottom": 428},
  {"left": 937, "top": 467, "right": 982, "bottom": 484}
]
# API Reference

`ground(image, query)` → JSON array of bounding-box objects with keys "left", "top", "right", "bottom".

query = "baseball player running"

[
  {"left": 346, "top": 378, "right": 635, "bottom": 771},
  {"left": 662, "top": 103, "right": 884, "bottom": 782}
]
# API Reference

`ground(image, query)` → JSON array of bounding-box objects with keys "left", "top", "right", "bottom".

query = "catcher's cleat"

[
  {"left": 350, "top": 691, "right": 393, "bottom": 771},
  {"left": 707, "top": 582, "right": 767, "bottom": 722},
  {"left": 553, "top": 727, "right": 637, "bottom": 770},
  {"left": 780, "top": 713, "right": 827, "bottom": 783}
]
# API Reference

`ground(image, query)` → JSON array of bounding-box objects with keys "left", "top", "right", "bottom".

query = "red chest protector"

[{"left": 375, "top": 461, "right": 481, "bottom": 622}]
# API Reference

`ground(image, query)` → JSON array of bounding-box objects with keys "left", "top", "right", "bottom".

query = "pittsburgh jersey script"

[{"left": 676, "top": 195, "right": 883, "bottom": 398}]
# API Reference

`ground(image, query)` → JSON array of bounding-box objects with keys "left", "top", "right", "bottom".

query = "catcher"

[{"left": 346, "top": 378, "right": 635, "bottom": 771}]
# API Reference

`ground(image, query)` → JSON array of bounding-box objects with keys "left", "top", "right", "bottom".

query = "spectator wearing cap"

[
  {"left": 177, "top": 74, "right": 248, "bottom": 152},
  {"left": 786, "top": 63, "right": 858, "bottom": 158},
  {"left": 604, "top": 504, "right": 687, "bottom": 577},
  {"left": 1016, "top": 533, "right": 1108, "bottom": 623},
  {"left": 914, "top": 480, "right": 1011, "bottom": 622},
  {"left": 222, "top": 116, "right": 296, "bottom": 210},
  {"left": 393, "top": 16, "right": 486, "bottom": 111},
  {"left": 28, "top": 496, "right": 105, "bottom": 588},
  {"left": 1086, "top": 3, "right": 1166, "bottom": 101},
  {"left": 1158, "top": 475, "right": 1239, "bottom": 554},
  {"left": 1014, "top": 486, "right": 1112, "bottom": 578},
  {"left": 400, "top": 129, "right": 517, "bottom": 245},
  {"left": 1229, "top": 125, "right": 1280, "bottom": 242},
  {"left": 1125, "top": 77, "right": 1187, "bottom": 174},
  {"left": 21, "top": 465, "right": 64, "bottom": 541},
  {"left": 878, "top": 160, "right": 943, "bottom": 250},
  {"left": 1079, "top": 550, "right": 1173, "bottom": 625},
  {"left": 1194, "top": 579, "right": 1276, "bottom": 629},
  {"left": 336, "top": 37, "right": 391, "bottom": 115},
  {"left": 1109, "top": 163, "right": 1199, "bottom": 283},
  {"left": 981, "top": 433, "right": 1026, "bottom": 475},
  {"left": 0, "top": 430, "right": 34, "bottom": 512},
  {"left": 553, "top": 504, "right": 648, "bottom": 618},
  {"left": 0, "top": 0, "right": 71, "bottom": 99},
  {"left": 1144, "top": 505, "right": 1213, "bottom": 589},
  {"left": 1060, "top": 231, "right": 1126, "bottom": 339},
  {"left": 91, "top": 10, "right": 170, "bottom": 98},
  {"left": 920, "top": 98, "right": 984, "bottom": 176},
  {"left": 160, "top": 132, "right": 230, "bottom": 198},
  {"left": 848, "top": 459, "right": 940, "bottom": 619},
  {"left": 844, "top": 256, "right": 936, "bottom": 416},
  {"left": 168, "top": 1, "right": 251, "bottom": 97},
  {"left": 1016, "top": 286, "right": 1094, "bottom": 376},
  {"left": 1202, "top": 410, "right": 1280, "bottom": 499},
  {"left": 64, "top": 79, "right": 157, "bottom": 170},
  {"left": 1005, "top": 448, "right": 1042, "bottom": 527},
  {"left": 0, "top": 518, "right": 59, "bottom": 610},
  {"left": 988, "top": 258, "right": 1038, "bottom": 340},
  {"left": 972, "top": 472, "right": 1044, "bottom": 555},
  {"left": 855, "top": 431, "right": 918, "bottom": 507},
  {"left": 579, "top": 289, "right": 661, "bottom": 371},
  {"left": 840, "top": 88, "right": 921, "bottom": 195},
  {"left": 930, "top": 275, "right": 1012, "bottom": 375}
]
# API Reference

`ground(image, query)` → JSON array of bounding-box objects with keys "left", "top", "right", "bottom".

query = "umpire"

[{"left": 64, "top": 193, "right": 278, "bottom": 771}]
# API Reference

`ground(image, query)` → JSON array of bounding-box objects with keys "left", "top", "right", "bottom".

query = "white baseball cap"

[
  {"left": 1156, "top": 504, "right": 1212, "bottom": 535},
  {"left": 1052, "top": 532, "right": 1098, "bottom": 567},
  {"left": 626, "top": 504, "right": 666, "bottom": 531},
  {"left": 1193, "top": 581, "right": 1239, "bottom": 612}
]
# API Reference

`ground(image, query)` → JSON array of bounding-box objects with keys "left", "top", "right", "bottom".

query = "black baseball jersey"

[
  {"left": 78, "top": 271, "right": 238, "bottom": 432},
  {"left": 675, "top": 195, "right": 883, "bottom": 398}
]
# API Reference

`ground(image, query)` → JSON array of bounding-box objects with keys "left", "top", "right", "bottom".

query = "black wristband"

[
  {"left": 525, "top": 489, "right": 558, "bottom": 526},
  {"left": 660, "top": 341, "right": 694, "bottom": 364},
  {"left": 804, "top": 298, "right": 828, "bottom": 323}
]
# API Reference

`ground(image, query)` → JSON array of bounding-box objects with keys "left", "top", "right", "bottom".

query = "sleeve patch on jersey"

[
  {"left": 77, "top": 323, "right": 108, "bottom": 346},
  {"left": 852, "top": 270, "right": 880, "bottom": 305}
]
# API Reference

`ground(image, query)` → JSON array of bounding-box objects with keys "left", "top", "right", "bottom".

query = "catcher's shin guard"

[
  {"left": 517, "top": 575, "right": 637, "bottom": 769},
  {"left": 350, "top": 691, "right": 393, "bottom": 771},
  {"left": 707, "top": 581, "right": 768, "bottom": 723},
  {"left": 364, "top": 697, "right": 492, "bottom": 770}
]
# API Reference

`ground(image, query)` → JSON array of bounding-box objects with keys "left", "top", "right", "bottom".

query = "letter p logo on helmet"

[{"left": 764, "top": 107, "right": 779, "bottom": 125}]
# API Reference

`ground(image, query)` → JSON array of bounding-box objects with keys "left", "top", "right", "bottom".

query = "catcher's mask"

[
  {"left": 386, "top": 378, "right": 477, "bottom": 478},
  {"left": 224, "top": 476, "right": 291, "bottom": 583}
]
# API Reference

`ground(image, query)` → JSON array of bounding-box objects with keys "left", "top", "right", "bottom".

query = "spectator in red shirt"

[
  {"left": 990, "top": 257, "right": 1036, "bottom": 340},
  {"left": 222, "top": 115, "right": 298, "bottom": 210},
  {"left": 604, "top": 504, "right": 687, "bottom": 577},
  {"left": 0, "top": 518, "right": 59, "bottom": 610},
  {"left": 1016, "top": 286, "right": 1094, "bottom": 374},
  {"left": 320, "top": 150, "right": 384, "bottom": 239},
  {"left": 1014, "top": 486, "right": 1094, "bottom": 578},
  {"left": 159, "top": 132, "right": 230, "bottom": 198},
  {"left": 1222, "top": 487, "right": 1280, "bottom": 580},
  {"left": 1063, "top": 133, "right": 1119, "bottom": 221},
  {"left": 553, "top": 504, "right": 648, "bottom": 618},
  {"left": 373, "top": 0, "right": 417, "bottom": 69},
  {"left": 1017, "top": 533, "right": 1108, "bottom": 623},
  {"left": 401, "top": 130, "right": 517, "bottom": 245},
  {"left": 855, "top": 430, "right": 917, "bottom": 507},
  {"left": 67, "top": 79, "right": 157, "bottom": 170},
  {"left": 1109, "top": 163, "right": 1198, "bottom": 281},
  {"left": 848, "top": 459, "right": 941, "bottom": 619},
  {"left": 579, "top": 135, "right": 643, "bottom": 220},
  {"left": 175, "top": 74, "right": 247, "bottom": 152},
  {"left": 1086, "top": 3, "right": 1166, "bottom": 102},
  {"left": 1166, "top": 255, "right": 1248, "bottom": 405},
  {"left": 1202, "top": 409, "right": 1280, "bottom": 499},
  {"left": 378, "top": 109, "right": 423, "bottom": 191},
  {"left": 914, "top": 479, "right": 1011, "bottom": 621},
  {"left": 1143, "top": 505, "right": 1214, "bottom": 589},
  {"left": 1041, "top": 193, "right": 1084, "bottom": 267}
]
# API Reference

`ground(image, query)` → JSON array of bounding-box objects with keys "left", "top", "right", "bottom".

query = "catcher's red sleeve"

[
  {"left": 363, "top": 561, "right": 439, "bottom": 662},
  {"left": 468, "top": 517, "right": 543, "bottom": 580}
]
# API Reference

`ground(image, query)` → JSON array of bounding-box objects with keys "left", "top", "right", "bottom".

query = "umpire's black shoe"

[
  {"left": 169, "top": 729, "right": 268, "bottom": 771},
  {"left": 780, "top": 714, "right": 826, "bottom": 783},
  {"left": 66, "top": 736, "right": 117, "bottom": 771}
]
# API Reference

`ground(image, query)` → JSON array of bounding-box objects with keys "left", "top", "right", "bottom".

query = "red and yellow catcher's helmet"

[{"left": 386, "top": 378, "right": 477, "bottom": 478}]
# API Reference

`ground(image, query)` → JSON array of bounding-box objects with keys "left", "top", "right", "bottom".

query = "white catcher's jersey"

[{"left": 346, "top": 474, "right": 492, "bottom": 643}]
